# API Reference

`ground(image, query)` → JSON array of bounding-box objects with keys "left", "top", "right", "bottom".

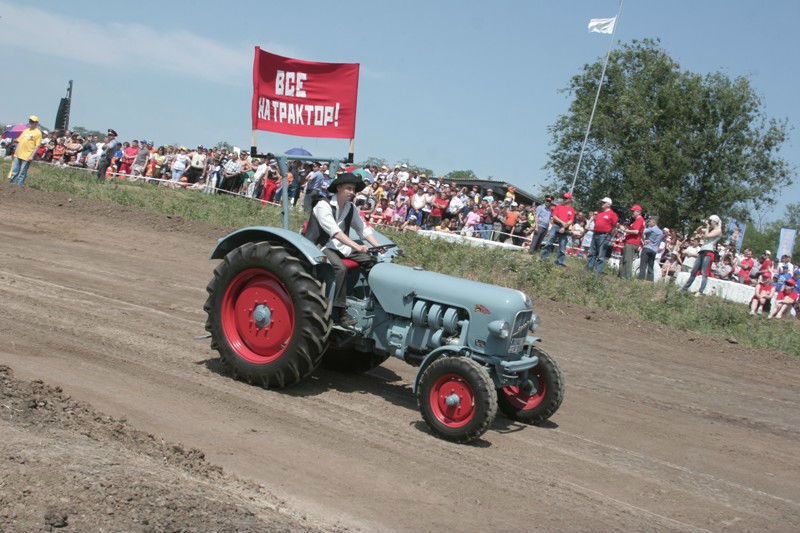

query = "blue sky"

[{"left": 1, "top": 0, "right": 797, "bottom": 221}]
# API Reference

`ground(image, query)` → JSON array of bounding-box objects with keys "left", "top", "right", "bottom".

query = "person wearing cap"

[
  {"left": 9, "top": 115, "right": 43, "bottom": 186},
  {"left": 306, "top": 173, "right": 381, "bottom": 327},
  {"left": 585, "top": 197, "right": 619, "bottom": 274},
  {"left": 619, "top": 204, "right": 645, "bottom": 279},
  {"left": 96, "top": 129, "right": 119, "bottom": 182},
  {"left": 767, "top": 278, "right": 798, "bottom": 319},
  {"left": 681, "top": 215, "right": 723, "bottom": 296},
  {"left": 397, "top": 163, "right": 410, "bottom": 182},
  {"left": 749, "top": 273, "right": 776, "bottom": 315},
  {"left": 638, "top": 216, "right": 664, "bottom": 281},
  {"left": 540, "top": 192, "right": 576, "bottom": 266},
  {"left": 528, "top": 194, "right": 554, "bottom": 253}
]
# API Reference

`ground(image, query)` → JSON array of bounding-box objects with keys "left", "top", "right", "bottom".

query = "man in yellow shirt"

[{"left": 9, "top": 115, "right": 43, "bottom": 186}]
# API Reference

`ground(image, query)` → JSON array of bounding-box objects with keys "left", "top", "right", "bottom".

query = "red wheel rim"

[
  {"left": 501, "top": 369, "right": 546, "bottom": 411},
  {"left": 429, "top": 373, "right": 476, "bottom": 428},
  {"left": 221, "top": 269, "right": 295, "bottom": 364}
]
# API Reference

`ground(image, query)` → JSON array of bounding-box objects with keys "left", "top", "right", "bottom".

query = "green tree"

[
  {"left": 215, "top": 141, "right": 233, "bottom": 152},
  {"left": 358, "top": 156, "right": 387, "bottom": 168},
  {"left": 71, "top": 126, "right": 104, "bottom": 138},
  {"left": 443, "top": 169, "right": 478, "bottom": 182},
  {"left": 742, "top": 202, "right": 800, "bottom": 256},
  {"left": 547, "top": 39, "right": 793, "bottom": 231}
]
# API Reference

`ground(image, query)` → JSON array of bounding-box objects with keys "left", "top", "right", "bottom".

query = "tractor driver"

[{"left": 310, "top": 172, "right": 381, "bottom": 327}]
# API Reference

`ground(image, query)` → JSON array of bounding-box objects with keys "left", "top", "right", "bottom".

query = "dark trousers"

[
  {"left": 619, "top": 244, "right": 638, "bottom": 278},
  {"left": 97, "top": 159, "right": 111, "bottom": 181},
  {"left": 323, "top": 248, "right": 375, "bottom": 309},
  {"left": 528, "top": 225, "right": 548, "bottom": 252},
  {"left": 639, "top": 248, "right": 657, "bottom": 281}
]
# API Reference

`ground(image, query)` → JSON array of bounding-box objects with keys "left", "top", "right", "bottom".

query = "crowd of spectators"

[{"left": 3, "top": 128, "right": 797, "bottom": 318}]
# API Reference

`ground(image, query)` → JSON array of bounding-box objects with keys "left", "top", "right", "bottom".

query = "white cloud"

[{"left": 0, "top": 2, "right": 254, "bottom": 85}]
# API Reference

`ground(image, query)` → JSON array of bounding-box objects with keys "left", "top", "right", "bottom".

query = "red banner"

[{"left": 251, "top": 47, "right": 360, "bottom": 139}]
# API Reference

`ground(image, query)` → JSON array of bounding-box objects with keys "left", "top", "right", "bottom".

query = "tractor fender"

[
  {"left": 412, "top": 346, "right": 469, "bottom": 394},
  {"left": 525, "top": 335, "right": 542, "bottom": 355},
  {"left": 210, "top": 226, "right": 328, "bottom": 266}
]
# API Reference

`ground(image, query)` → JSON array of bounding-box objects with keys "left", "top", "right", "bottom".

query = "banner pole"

[
  {"left": 250, "top": 130, "right": 257, "bottom": 158},
  {"left": 348, "top": 138, "right": 355, "bottom": 164},
  {"left": 570, "top": 0, "right": 624, "bottom": 195}
]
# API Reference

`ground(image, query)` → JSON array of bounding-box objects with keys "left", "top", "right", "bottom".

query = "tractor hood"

[{"left": 368, "top": 262, "right": 532, "bottom": 320}]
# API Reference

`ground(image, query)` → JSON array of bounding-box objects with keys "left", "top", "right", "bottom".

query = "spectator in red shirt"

[
  {"left": 540, "top": 192, "right": 576, "bottom": 267},
  {"left": 767, "top": 278, "right": 798, "bottom": 319},
  {"left": 736, "top": 248, "right": 755, "bottom": 284},
  {"left": 749, "top": 273, "right": 776, "bottom": 315},
  {"left": 585, "top": 197, "right": 619, "bottom": 274},
  {"left": 619, "top": 204, "right": 645, "bottom": 279}
]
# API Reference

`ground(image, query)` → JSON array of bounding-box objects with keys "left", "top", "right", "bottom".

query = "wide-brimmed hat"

[{"left": 328, "top": 172, "right": 366, "bottom": 193}]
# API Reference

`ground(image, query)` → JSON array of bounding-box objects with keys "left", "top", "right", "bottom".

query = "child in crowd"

[{"left": 660, "top": 252, "right": 682, "bottom": 280}]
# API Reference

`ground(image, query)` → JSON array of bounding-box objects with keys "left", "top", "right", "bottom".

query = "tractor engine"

[{"left": 363, "top": 263, "right": 537, "bottom": 364}]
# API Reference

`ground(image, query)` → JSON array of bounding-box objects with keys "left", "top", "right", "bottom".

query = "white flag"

[{"left": 588, "top": 17, "right": 616, "bottom": 34}]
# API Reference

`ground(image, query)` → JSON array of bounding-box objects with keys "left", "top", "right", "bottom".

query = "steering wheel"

[{"left": 366, "top": 244, "right": 398, "bottom": 256}]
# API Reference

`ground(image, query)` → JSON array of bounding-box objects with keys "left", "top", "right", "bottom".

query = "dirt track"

[{"left": 1, "top": 182, "right": 799, "bottom": 532}]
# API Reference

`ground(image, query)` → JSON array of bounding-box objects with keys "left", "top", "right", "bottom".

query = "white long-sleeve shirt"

[{"left": 312, "top": 198, "right": 374, "bottom": 256}]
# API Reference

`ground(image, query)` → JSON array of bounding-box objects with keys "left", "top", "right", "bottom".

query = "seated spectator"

[
  {"left": 777, "top": 254, "right": 794, "bottom": 274},
  {"left": 750, "top": 273, "right": 776, "bottom": 315},
  {"left": 51, "top": 141, "right": 66, "bottom": 166},
  {"left": 767, "top": 278, "right": 798, "bottom": 319},
  {"left": 661, "top": 251, "right": 682, "bottom": 279},
  {"left": 681, "top": 238, "right": 700, "bottom": 272},
  {"left": 714, "top": 256, "right": 735, "bottom": 280}
]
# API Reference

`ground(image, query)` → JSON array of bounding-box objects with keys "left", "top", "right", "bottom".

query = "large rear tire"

[
  {"left": 204, "top": 241, "right": 330, "bottom": 388},
  {"left": 416, "top": 357, "right": 497, "bottom": 443},
  {"left": 497, "top": 347, "right": 564, "bottom": 424}
]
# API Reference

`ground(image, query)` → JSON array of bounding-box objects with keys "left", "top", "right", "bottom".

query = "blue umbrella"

[
  {"left": 285, "top": 147, "right": 312, "bottom": 156},
  {"left": 352, "top": 167, "right": 374, "bottom": 184}
]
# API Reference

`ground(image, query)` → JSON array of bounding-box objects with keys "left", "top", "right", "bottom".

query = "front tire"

[
  {"left": 497, "top": 347, "right": 564, "bottom": 424},
  {"left": 204, "top": 241, "right": 330, "bottom": 388},
  {"left": 416, "top": 357, "right": 497, "bottom": 443}
]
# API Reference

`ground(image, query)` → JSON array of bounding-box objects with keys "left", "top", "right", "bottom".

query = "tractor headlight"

[
  {"left": 530, "top": 314, "right": 541, "bottom": 332},
  {"left": 488, "top": 320, "right": 510, "bottom": 339}
]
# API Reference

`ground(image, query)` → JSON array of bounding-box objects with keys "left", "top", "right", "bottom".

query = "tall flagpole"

[{"left": 570, "top": 0, "right": 624, "bottom": 195}]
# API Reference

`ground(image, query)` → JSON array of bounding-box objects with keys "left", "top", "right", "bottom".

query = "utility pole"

[{"left": 570, "top": 0, "right": 624, "bottom": 195}]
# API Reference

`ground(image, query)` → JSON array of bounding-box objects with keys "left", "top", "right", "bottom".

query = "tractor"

[{"left": 204, "top": 155, "right": 563, "bottom": 443}]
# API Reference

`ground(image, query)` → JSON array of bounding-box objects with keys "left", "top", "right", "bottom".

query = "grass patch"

[{"left": 4, "top": 160, "right": 798, "bottom": 356}]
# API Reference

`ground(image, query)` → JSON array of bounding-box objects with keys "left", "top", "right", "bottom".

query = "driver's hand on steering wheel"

[{"left": 354, "top": 243, "right": 369, "bottom": 254}]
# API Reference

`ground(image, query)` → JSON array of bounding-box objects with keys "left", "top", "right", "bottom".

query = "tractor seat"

[{"left": 342, "top": 258, "right": 361, "bottom": 270}]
